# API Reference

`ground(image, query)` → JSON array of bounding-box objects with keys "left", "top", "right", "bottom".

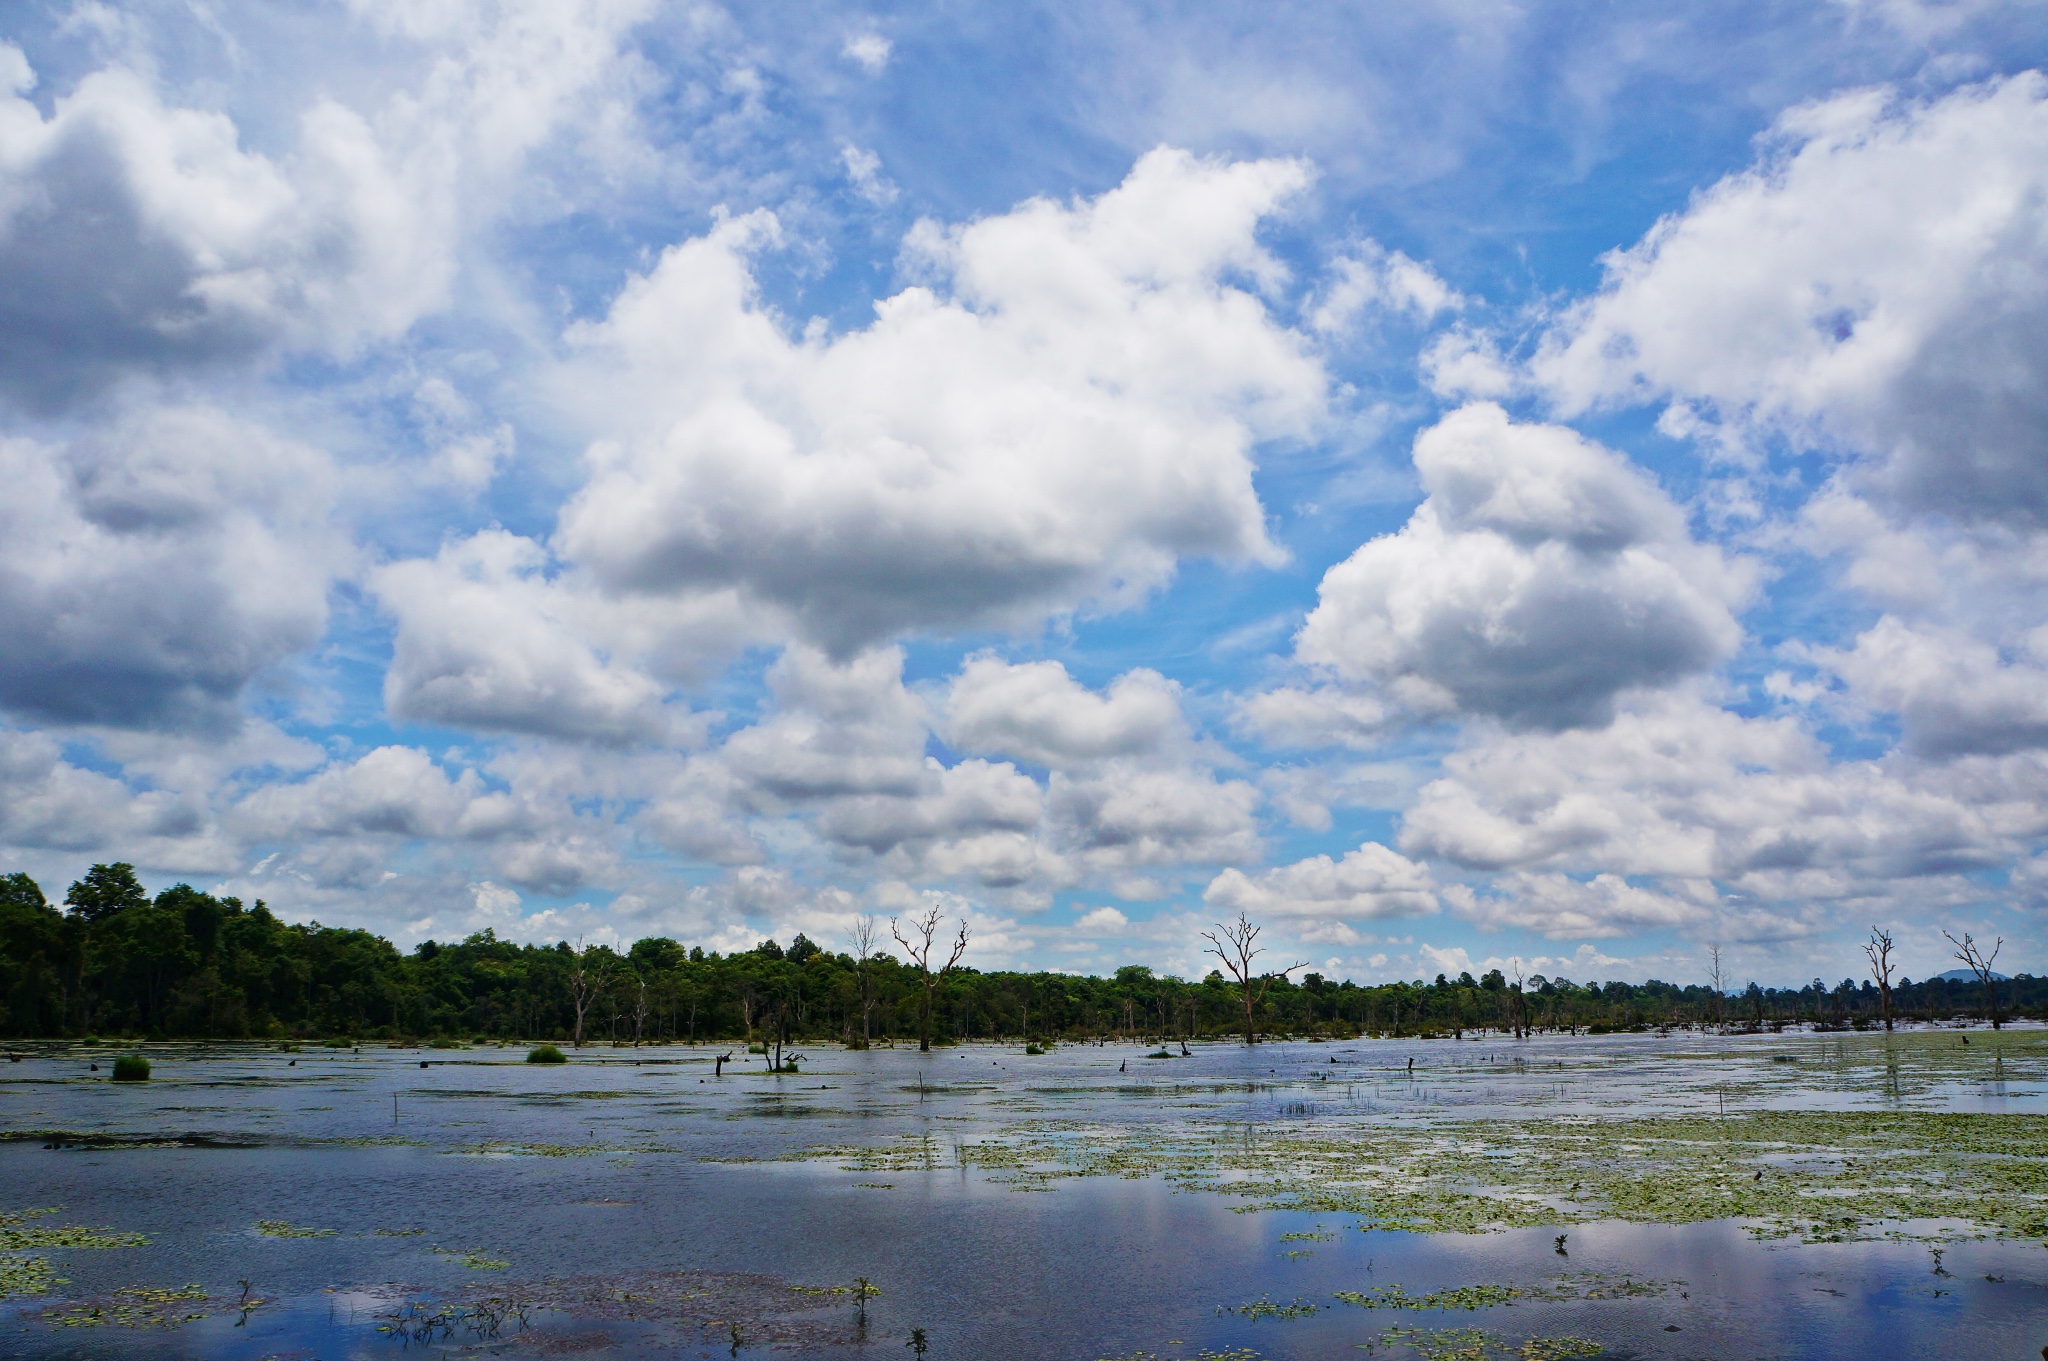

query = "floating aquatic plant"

[
  {"left": 435, "top": 1245, "right": 512, "bottom": 1269},
  {"left": 0, "top": 1255, "right": 62, "bottom": 1298},
  {"left": 0, "top": 1223, "right": 148, "bottom": 1251},
  {"left": 41, "top": 1284, "right": 208, "bottom": 1329},
  {"left": 255, "top": 1220, "right": 335, "bottom": 1238},
  {"left": 1224, "top": 1292, "right": 1321, "bottom": 1318},
  {"left": 110, "top": 1055, "right": 149, "bottom": 1082}
]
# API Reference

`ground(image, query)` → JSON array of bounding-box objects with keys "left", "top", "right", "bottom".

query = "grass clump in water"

[
  {"left": 435, "top": 1245, "right": 511, "bottom": 1269},
  {"left": 111, "top": 1055, "right": 149, "bottom": 1082},
  {"left": 525, "top": 1045, "right": 566, "bottom": 1064},
  {"left": 255, "top": 1220, "right": 335, "bottom": 1238}
]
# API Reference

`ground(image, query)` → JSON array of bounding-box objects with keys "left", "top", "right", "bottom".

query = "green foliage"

[
  {"left": 2, "top": 864, "right": 2042, "bottom": 1043},
  {"left": 64, "top": 864, "right": 147, "bottom": 925},
  {"left": 525, "top": 1045, "right": 566, "bottom": 1064},
  {"left": 110, "top": 1054, "right": 149, "bottom": 1082}
]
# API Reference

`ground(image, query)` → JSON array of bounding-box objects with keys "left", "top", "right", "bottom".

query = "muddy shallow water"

[{"left": 2, "top": 1028, "right": 2044, "bottom": 1359}]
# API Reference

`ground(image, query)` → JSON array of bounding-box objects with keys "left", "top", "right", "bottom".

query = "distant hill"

[{"left": 1932, "top": 968, "right": 2010, "bottom": 983}]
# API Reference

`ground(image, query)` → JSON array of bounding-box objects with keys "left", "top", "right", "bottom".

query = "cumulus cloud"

[
  {"left": 1808, "top": 615, "right": 2048, "bottom": 759},
  {"left": 373, "top": 531, "right": 691, "bottom": 744},
  {"left": 1204, "top": 841, "right": 1436, "bottom": 921},
  {"left": 1535, "top": 75, "right": 2048, "bottom": 528},
  {"left": 1296, "top": 403, "right": 1752, "bottom": 730},
  {"left": 1450, "top": 871, "right": 1713, "bottom": 939},
  {"left": 1050, "top": 763, "right": 1260, "bottom": 875},
  {"left": 0, "top": 3, "right": 653, "bottom": 406},
  {"left": 1234, "top": 685, "right": 1390, "bottom": 750},
  {"left": 1401, "top": 692, "right": 2041, "bottom": 925},
  {"left": 550, "top": 148, "right": 1322, "bottom": 652},
  {"left": 0, "top": 726, "right": 226, "bottom": 867},
  {"left": 229, "top": 745, "right": 527, "bottom": 844},
  {"left": 0, "top": 407, "right": 340, "bottom": 732},
  {"left": 944, "top": 656, "right": 1186, "bottom": 768}
]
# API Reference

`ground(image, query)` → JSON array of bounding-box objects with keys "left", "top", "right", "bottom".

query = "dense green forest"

[{"left": 2, "top": 865, "right": 2041, "bottom": 1044}]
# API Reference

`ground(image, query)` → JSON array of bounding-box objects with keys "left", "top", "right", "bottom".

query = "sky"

[{"left": 4, "top": 0, "right": 2048, "bottom": 990}]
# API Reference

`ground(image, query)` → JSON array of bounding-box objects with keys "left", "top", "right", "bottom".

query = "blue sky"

[{"left": 4, "top": 0, "right": 2048, "bottom": 989}]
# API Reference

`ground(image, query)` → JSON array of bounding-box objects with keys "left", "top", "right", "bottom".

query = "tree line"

[{"left": 1, "top": 865, "right": 2040, "bottom": 1045}]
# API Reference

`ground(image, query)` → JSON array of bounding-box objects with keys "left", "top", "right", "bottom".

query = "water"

[{"left": 3, "top": 1029, "right": 2044, "bottom": 1359}]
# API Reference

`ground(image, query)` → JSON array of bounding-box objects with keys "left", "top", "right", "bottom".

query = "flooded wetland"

[{"left": 3, "top": 1028, "right": 2044, "bottom": 1360}]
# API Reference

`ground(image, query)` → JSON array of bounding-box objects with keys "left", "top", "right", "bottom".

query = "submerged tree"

[
  {"left": 1201, "top": 911, "right": 1305, "bottom": 1045},
  {"left": 568, "top": 941, "right": 616, "bottom": 1047},
  {"left": 1943, "top": 929, "right": 2005, "bottom": 1030},
  {"left": 848, "top": 914, "right": 880, "bottom": 1046},
  {"left": 892, "top": 907, "right": 969, "bottom": 1052},
  {"left": 1863, "top": 926, "right": 1897, "bottom": 1031}
]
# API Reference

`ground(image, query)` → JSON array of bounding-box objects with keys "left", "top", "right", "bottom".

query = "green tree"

[
  {"left": 0, "top": 874, "right": 67, "bottom": 1036},
  {"left": 64, "top": 863, "right": 148, "bottom": 925}
]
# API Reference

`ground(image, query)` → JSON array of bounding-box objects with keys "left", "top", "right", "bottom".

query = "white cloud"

[
  {"left": 1807, "top": 615, "right": 2048, "bottom": 759},
  {"left": 0, "top": 408, "right": 340, "bottom": 732},
  {"left": 1450, "top": 871, "right": 1713, "bottom": 939},
  {"left": 1400, "top": 692, "right": 2045, "bottom": 924},
  {"left": 1204, "top": 841, "right": 1437, "bottom": 921},
  {"left": 1308, "top": 240, "right": 1459, "bottom": 335},
  {"left": 373, "top": 532, "right": 681, "bottom": 744},
  {"left": 551, "top": 148, "right": 1322, "bottom": 652},
  {"left": 229, "top": 746, "right": 526, "bottom": 844},
  {"left": 1235, "top": 685, "right": 1391, "bottom": 750},
  {"left": 944, "top": 655, "right": 1187, "bottom": 768},
  {"left": 1050, "top": 762, "right": 1261, "bottom": 875},
  {"left": 1072, "top": 904, "right": 1131, "bottom": 934},
  {"left": 840, "top": 143, "right": 898, "bottom": 204},
  {"left": 0, "top": 727, "right": 227, "bottom": 868},
  {"left": 1297, "top": 403, "right": 1753, "bottom": 729},
  {"left": 1534, "top": 75, "right": 2048, "bottom": 528},
  {"left": 842, "top": 33, "right": 892, "bottom": 72}
]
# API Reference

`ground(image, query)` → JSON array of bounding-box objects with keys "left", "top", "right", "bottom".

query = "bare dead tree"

[
  {"left": 892, "top": 907, "right": 969, "bottom": 1052},
  {"left": 1863, "top": 926, "right": 1897, "bottom": 1032},
  {"left": 1510, "top": 959, "right": 1527, "bottom": 1039},
  {"left": 631, "top": 972, "right": 651, "bottom": 1047},
  {"left": 567, "top": 940, "right": 616, "bottom": 1048},
  {"left": 1943, "top": 929, "right": 2005, "bottom": 1029},
  {"left": 1201, "top": 911, "right": 1305, "bottom": 1045},
  {"left": 1708, "top": 944, "right": 1726, "bottom": 1029},
  {"left": 847, "top": 914, "right": 879, "bottom": 1046}
]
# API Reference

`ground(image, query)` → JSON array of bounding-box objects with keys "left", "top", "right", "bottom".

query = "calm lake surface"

[{"left": 3, "top": 1029, "right": 2044, "bottom": 1360}]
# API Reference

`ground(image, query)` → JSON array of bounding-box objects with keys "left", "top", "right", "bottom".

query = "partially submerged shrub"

[
  {"left": 1024, "top": 1044, "right": 1045, "bottom": 1055},
  {"left": 111, "top": 1054, "right": 150, "bottom": 1082},
  {"left": 525, "top": 1045, "right": 567, "bottom": 1064}
]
